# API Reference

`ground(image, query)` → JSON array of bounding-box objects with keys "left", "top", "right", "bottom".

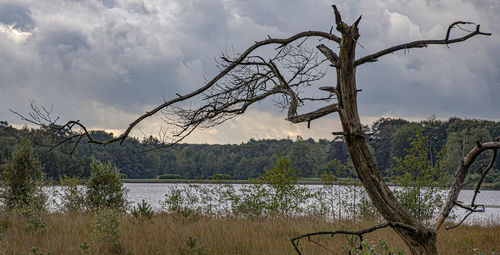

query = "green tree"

[
  {"left": 391, "top": 130, "right": 448, "bottom": 220},
  {"left": 445, "top": 127, "right": 492, "bottom": 174},
  {"left": 370, "top": 117, "right": 409, "bottom": 173},
  {"left": 86, "top": 159, "right": 128, "bottom": 212},
  {"left": 259, "top": 154, "right": 309, "bottom": 216},
  {"left": 390, "top": 123, "right": 421, "bottom": 161},
  {"left": 232, "top": 154, "right": 310, "bottom": 217},
  {"left": 0, "top": 138, "right": 46, "bottom": 211}
]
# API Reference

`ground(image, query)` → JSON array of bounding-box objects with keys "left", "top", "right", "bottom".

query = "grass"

[{"left": 0, "top": 213, "right": 498, "bottom": 254}]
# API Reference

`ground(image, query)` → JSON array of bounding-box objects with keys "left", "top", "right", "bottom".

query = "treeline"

[{"left": 0, "top": 117, "right": 499, "bottom": 183}]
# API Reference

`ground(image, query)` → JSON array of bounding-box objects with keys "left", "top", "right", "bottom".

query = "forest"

[{"left": 1, "top": 117, "right": 499, "bottom": 186}]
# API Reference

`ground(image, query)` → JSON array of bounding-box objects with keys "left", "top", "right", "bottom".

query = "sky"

[{"left": 0, "top": 0, "right": 499, "bottom": 144}]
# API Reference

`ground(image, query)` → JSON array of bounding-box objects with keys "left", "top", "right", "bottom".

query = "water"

[
  {"left": 121, "top": 183, "right": 500, "bottom": 225},
  {"left": 49, "top": 183, "right": 500, "bottom": 224}
]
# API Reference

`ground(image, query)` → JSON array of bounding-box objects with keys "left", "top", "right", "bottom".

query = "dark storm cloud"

[
  {"left": 0, "top": 2, "right": 34, "bottom": 30},
  {"left": 0, "top": 0, "right": 499, "bottom": 143}
]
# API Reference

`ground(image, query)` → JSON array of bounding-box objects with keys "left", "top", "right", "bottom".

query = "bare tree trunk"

[
  {"left": 336, "top": 20, "right": 438, "bottom": 255},
  {"left": 26, "top": 4, "right": 493, "bottom": 254}
]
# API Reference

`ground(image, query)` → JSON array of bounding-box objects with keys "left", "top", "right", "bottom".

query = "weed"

[{"left": 131, "top": 200, "right": 154, "bottom": 221}]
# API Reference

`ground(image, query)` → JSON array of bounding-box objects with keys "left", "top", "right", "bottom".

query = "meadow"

[{"left": 1, "top": 213, "right": 498, "bottom": 255}]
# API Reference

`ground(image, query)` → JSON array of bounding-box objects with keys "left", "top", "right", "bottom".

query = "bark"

[{"left": 335, "top": 18, "right": 438, "bottom": 255}]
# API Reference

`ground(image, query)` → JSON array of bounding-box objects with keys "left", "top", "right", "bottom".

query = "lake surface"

[{"left": 122, "top": 183, "right": 500, "bottom": 225}]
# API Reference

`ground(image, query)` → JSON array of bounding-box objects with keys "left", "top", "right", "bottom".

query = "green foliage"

[
  {"left": 91, "top": 209, "right": 124, "bottom": 253},
  {"left": 0, "top": 138, "right": 46, "bottom": 211},
  {"left": 344, "top": 237, "right": 406, "bottom": 255},
  {"left": 210, "top": 173, "right": 230, "bottom": 180},
  {"left": 161, "top": 154, "right": 313, "bottom": 219},
  {"left": 259, "top": 154, "right": 307, "bottom": 215},
  {"left": 79, "top": 241, "right": 91, "bottom": 254},
  {"left": 178, "top": 236, "right": 207, "bottom": 255},
  {"left": 86, "top": 159, "right": 128, "bottom": 212},
  {"left": 445, "top": 127, "right": 493, "bottom": 173},
  {"left": 370, "top": 118, "right": 410, "bottom": 173},
  {"left": 233, "top": 154, "right": 311, "bottom": 217},
  {"left": 161, "top": 185, "right": 201, "bottom": 222},
  {"left": 130, "top": 200, "right": 154, "bottom": 221},
  {"left": 2, "top": 118, "right": 499, "bottom": 182},
  {"left": 390, "top": 123, "right": 421, "bottom": 162},
  {"left": 158, "top": 174, "right": 182, "bottom": 179},
  {"left": 57, "top": 175, "right": 86, "bottom": 213},
  {"left": 23, "top": 247, "right": 51, "bottom": 255},
  {"left": 391, "top": 130, "right": 448, "bottom": 220},
  {"left": 0, "top": 138, "right": 48, "bottom": 234},
  {"left": 314, "top": 160, "right": 377, "bottom": 220},
  {"left": 16, "top": 205, "right": 47, "bottom": 234},
  {"left": 162, "top": 185, "right": 199, "bottom": 213}
]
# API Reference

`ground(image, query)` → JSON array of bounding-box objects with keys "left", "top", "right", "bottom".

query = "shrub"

[
  {"left": 232, "top": 154, "right": 311, "bottom": 217},
  {"left": 131, "top": 200, "right": 154, "bottom": 221},
  {"left": 91, "top": 209, "right": 123, "bottom": 253},
  {"left": 57, "top": 175, "right": 86, "bottom": 213},
  {"left": 391, "top": 130, "right": 448, "bottom": 220},
  {"left": 158, "top": 174, "right": 182, "bottom": 179},
  {"left": 86, "top": 159, "right": 128, "bottom": 212},
  {"left": 0, "top": 138, "right": 47, "bottom": 212}
]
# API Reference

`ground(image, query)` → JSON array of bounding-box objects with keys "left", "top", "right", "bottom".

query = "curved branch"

[
  {"left": 46, "top": 31, "right": 340, "bottom": 146},
  {"left": 290, "top": 221, "right": 417, "bottom": 255},
  {"left": 433, "top": 142, "right": 500, "bottom": 230},
  {"left": 168, "top": 44, "right": 328, "bottom": 136},
  {"left": 286, "top": 104, "right": 338, "bottom": 125},
  {"left": 355, "top": 23, "right": 491, "bottom": 66},
  {"left": 445, "top": 149, "right": 497, "bottom": 230}
]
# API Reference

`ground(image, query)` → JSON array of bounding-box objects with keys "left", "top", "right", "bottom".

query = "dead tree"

[{"left": 21, "top": 5, "right": 497, "bottom": 255}]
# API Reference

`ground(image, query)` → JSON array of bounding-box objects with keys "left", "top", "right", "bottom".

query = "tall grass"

[{"left": 0, "top": 213, "right": 498, "bottom": 254}]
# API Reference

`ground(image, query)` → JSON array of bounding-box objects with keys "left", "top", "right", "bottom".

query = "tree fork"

[{"left": 333, "top": 9, "right": 439, "bottom": 255}]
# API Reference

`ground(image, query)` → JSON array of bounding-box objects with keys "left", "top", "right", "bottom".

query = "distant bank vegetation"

[{"left": 1, "top": 117, "right": 500, "bottom": 188}]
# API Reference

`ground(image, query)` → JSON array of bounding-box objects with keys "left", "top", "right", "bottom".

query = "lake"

[{"left": 121, "top": 183, "right": 500, "bottom": 225}]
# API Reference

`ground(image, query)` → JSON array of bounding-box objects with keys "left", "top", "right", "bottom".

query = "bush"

[
  {"left": 232, "top": 154, "right": 311, "bottom": 217},
  {"left": 91, "top": 208, "right": 123, "bottom": 253},
  {"left": 0, "top": 138, "right": 47, "bottom": 212},
  {"left": 158, "top": 174, "right": 182, "bottom": 179},
  {"left": 391, "top": 130, "right": 448, "bottom": 220},
  {"left": 86, "top": 159, "right": 128, "bottom": 212},
  {"left": 57, "top": 176, "right": 86, "bottom": 213},
  {"left": 131, "top": 200, "right": 154, "bottom": 221}
]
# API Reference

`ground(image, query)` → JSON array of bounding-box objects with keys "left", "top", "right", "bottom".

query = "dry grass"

[{"left": 0, "top": 213, "right": 498, "bottom": 254}]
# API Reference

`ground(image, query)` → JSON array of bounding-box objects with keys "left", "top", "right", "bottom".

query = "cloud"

[
  {"left": 1, "top": 0, "right": 499, "bottom": 144},
  {"left": 0, "top": 2, "right": 34, "bottom": 31}
]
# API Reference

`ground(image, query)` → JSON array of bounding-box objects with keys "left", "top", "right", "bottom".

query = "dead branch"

[
  {"left": 20, "top": 31, "right": 340, "bottom": 151},
  {"left": 316, "top": 44, "right": 340, "bottom": 67},
  {"left": 290, "top": 221, "right": 418, "bottom": 255},
  {"left": 445, "top": 149, "right": 497, "bottom": 230},
  {"left": 355, "top": 22, "right": 491, "bottom": 66},
  {"left": 286, "top": 104, "right": 339, "bottom": 124},
  {"left": 160, "top": 43, "right": 331, "bottom": 139},
  {"left": 433, "top": 142, "right": 500, "bottom": 230}
]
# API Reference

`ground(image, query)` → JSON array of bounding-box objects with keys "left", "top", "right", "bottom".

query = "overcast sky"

[{"left": 1, "top": 0, "right": 498, "bottom": 144}]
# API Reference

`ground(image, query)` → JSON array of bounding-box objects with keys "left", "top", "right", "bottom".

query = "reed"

[{"left": 0, "top": 213, "right": 497, "bottom": 254}]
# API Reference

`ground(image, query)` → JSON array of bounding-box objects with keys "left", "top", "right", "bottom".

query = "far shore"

[
  {"left": 121, "top": 178, "right": 327, "bottom": 185},
  {"left": 121, "top": 178, "right": 499, "bottom": 190}
]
